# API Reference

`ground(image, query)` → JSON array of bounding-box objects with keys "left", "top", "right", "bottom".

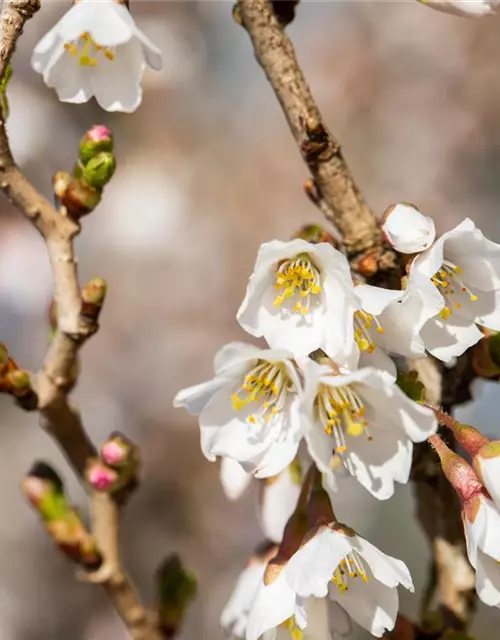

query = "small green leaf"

[
  {"left": 0, "top": 63, "right": 12, "bottom": 120},
  {"left": 396, "top": 370, "right": 426, "bottom": 403}
]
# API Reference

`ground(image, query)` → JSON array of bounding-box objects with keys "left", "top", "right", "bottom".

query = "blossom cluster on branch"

[{"left": 175, "top": 204, "right": 500, "bottom": 639}]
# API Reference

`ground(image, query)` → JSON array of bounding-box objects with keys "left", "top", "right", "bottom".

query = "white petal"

[
  {"left": 237, "top": 239, "right": 315, "bottom": 338},
  {"left": 358, "top": 348, "right": 397, "bottom": 378},
  {"left": 329, "top": 572, "right": 399, "bottom": 637},
  {"left": 476, "top": 551, "right": 500, "bottom": 607},
  {"left": 382, "top": 203, "right": 435, "bottom": 254},
  {"left": 92, "top": 40, "right": 144, "bottom": 113},
  {"left": 355, "top": 284, "right": 404, "bottom": 317},
  {"left": 173, "top": 371, "right": 237, "bottom": 416},
  {"left": 259, "top": 466, "right": 302, "bottom": 543},
  {"left": 463, "top": 498, "right": 487, "bottom": 568},
  {"left": 443, "top": 219, "right": 500, "bottom": 292},
  {"left": 476, "top": 497, "right": 500, "bottom": 562},
  {"left": 418, "top": 0, "right": 498, "bottom": 17},
  {"left": 421, "top": 314, "right": 483, "bottom": 363},
  {"left": 285, "top": 529, "right": 353, "bottom": 598},
  {"left": 246, "top": 572, "right": 299, "bottom": 640},
  {"left": 220, "top": 458, "right": 252, "bottom": 501},
  {"left": 57, "top": 2, "right": 134, "bottom": 47},
  {"left": 213, "top": 342, "right": 263, "bottom": 376},
  {"left": 43, "top": 48, "right": 92, "bottom": 104},
  {"left": 343, "top": 428, "right": 413, "bottom": 499},
  {"left": 221, "top": 562, "right": 266, "bottom": 638},
  {"left": 470, "top": 290, "right": 500, "bottom": 331},
  {"left": 31, "top": 27, "right": 61, "bottom": 73},
  {"left": 355, "top": 537, "right": 414, "bottom": 591},
  {"left": 305, "top": 421, "right": 334, "bottom": 476}
]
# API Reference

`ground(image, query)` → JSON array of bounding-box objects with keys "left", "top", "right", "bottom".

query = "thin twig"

[
  {"left": 237, "top": 0, "right": 477, "bottom": 632},
  {"left": 0, "top": 2, "right": 162, "bottom": 638}
]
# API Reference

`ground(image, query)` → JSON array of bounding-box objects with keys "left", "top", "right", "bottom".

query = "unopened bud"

[
  {"left": 156, "top": 554, "right": 197, "bottom": 638},
  {"left": 429, "top": 434, "right": 483, "bottom": 504},
  {"left": 101, "top": 433, "right": 138, "bottom": 470},
  {"left": 382, "top": 202, "right": 435, "bottom": 254},
  {"left": 86, "top": 459, "right": 119, "bottom": 492},
  {"left": 81, "top": 277, "right": 107, "bottom": 321},
  {"left": 81, "top": 152, "right": 116, "bottom": 189},
  {"left": 292, "top": 224, "right": 338, "bottom": 248},
  {"left": 52, "top": 171, "right": 72, "bottom": 199},
  {"left": 79, "top": 125, "right": 114, "bottom": 166},
  {"left": 61, "top": 179, "right": 101, "bottom": 218}
]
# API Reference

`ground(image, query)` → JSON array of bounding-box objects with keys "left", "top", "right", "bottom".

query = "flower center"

[
  {"left": 273, "top": 253, "right": 322, "bottom": 315},
  {"left": 354, "top": 309, "right": 384, "bottom": 353},
  {"left": 231, "top": 360, "right": 292, "bottom": 425},
  {"left": 316, "top": 383, "right": 371, "bottom": 453},
  {"left": 431, "top": 260, "right": 477, "bottom": 320},
  {"left": 332, "top": 551, "right": 369, "bottom": 593},
  {"left": 64, "top": 32, "right": 115, "bottom": 67}
]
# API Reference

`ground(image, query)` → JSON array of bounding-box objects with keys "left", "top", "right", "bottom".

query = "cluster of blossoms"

[{"left": 174, "top": 202, "right": 500, "bottom": 638}]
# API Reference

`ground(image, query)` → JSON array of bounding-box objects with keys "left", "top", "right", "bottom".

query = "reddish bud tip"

[
  {"left": 88, "top": 125, "right": 112, "bottom": 143},
  {"left": 79, "top": 125, "right": 114, "bottom": 166},
  {"left": 101, "top": 440, "right": 126, "bottom": 467},
  {"left": 86, "top": 460, "right": 118, "bottom": 492},
  {"left": 429, "top": 434, "right": 483, "bottom": 504}
]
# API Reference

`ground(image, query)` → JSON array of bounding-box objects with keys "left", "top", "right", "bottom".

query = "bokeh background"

[{"left": 1, "top": 1, "right": 500, "bottom": 637}]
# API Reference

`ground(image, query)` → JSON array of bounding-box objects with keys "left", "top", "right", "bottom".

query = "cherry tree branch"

[
  {"left": 0, "top": 2, "right": 163, "bottom": 638},
  {"left": 237, "top": 0, "right": 476, "bottom": 632}
]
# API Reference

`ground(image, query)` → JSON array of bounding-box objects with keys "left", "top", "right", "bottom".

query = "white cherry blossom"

[
  {"left": 237, "top": 240, "right": 357, "bottom": 361},
  {"left": 382, "top": 203, "right": 435, "bottom": 254},
  {"left": 285, "top": 523, "right": 414, "bottom": 637},
  {"left": 463, "top": 494, "right": 500, "bottom": 607},
  {"left": 352, "top": 277, "right": 440, "bottom": 374},
  {"left": 417, "top": 0, "right": 499, "bottom": 17},
  {"left": 174, "top": 342, "right": 303, "bottom": 478},
  {"left": 301, "top": 359, "right": 437, "bottom": 499},
  {"left": 410, "top": 218, "right": 500, "bottom": 362},
  {"left": 31, "top": 0, "right": 162, "bottom": 112}
]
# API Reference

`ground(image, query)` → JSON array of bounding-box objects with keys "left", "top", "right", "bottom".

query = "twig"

[
  {"left": 0, "top": 2, "right": 163, "bottom": 638},
  {"left": 237, "top": 0, "right": 389, "bottom": 260},
  {"left": 237, "top": 0, "right": 477, "bottom": 632}
]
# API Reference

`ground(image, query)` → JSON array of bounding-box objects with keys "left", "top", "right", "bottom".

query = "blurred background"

[{"left": 1, "top": 0, "right": 500, "bottom": 638}]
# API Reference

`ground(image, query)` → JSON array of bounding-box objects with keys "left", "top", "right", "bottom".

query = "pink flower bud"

[
  {"left": 86, "top": 460, "right": 118, "bottom": 492},
  {"left": 382, "top": 202, "right": 435, "bottom": 254},
  {"left": 88, "top": 125, "right": 112, "bottom": 143},
  {"left": 429, "top": 434, "right": 483, "bottom": 504},
  {"left": 79, "top": 125, "right": 114, "bottom": 166},
  {"left": 101, "top": 440, "right": 126, "bottom": 467}
]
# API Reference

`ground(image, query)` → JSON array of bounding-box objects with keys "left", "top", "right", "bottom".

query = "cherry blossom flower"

[
  {"left": 31, "top": 0, "right": 162, "bottom": 112},
  {"left": 417, "top": 0, "right": 499, "bottom": 17},
  {"left": 237, "top": 240, "right": 357, "bottom": 361},
  {"left": 382, "top": 203, "right": 435, "bottom": 254},
  {"left": 352, "top": 277, "right": 439, "bottom": 373},
  {"left": 174, "top": 342, "right": 303, "bottom": 478},
  {"left": 410, "top": 218, "right": 500, "bottom": 362},
  {"left": 285, "top": 523, "right": 413, "bottom": 637},
  {"left": 301, "top": 359, "right": 437, "bottom": 499}
]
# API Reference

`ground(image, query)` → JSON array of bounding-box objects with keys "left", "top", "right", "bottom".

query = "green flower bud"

[
  {"left": 81, "top": 152, "right": 116, "bottom": 189},
  {"left": 79, "top": 125, "right": 114, "bottom": 166},
  {"left": 156, "top": 555, "right": 197, "bottom": 637}
]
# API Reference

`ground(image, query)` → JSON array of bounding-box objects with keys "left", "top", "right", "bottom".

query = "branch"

[
  {"left": 237, "top": 0, "right": 477, "bottom": 633},
  {"left": 237, "top": 0, "right": 391, "bottom": 263},
  {"left": 0, "top": 2, "right": 163, "bottom": 638}
]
